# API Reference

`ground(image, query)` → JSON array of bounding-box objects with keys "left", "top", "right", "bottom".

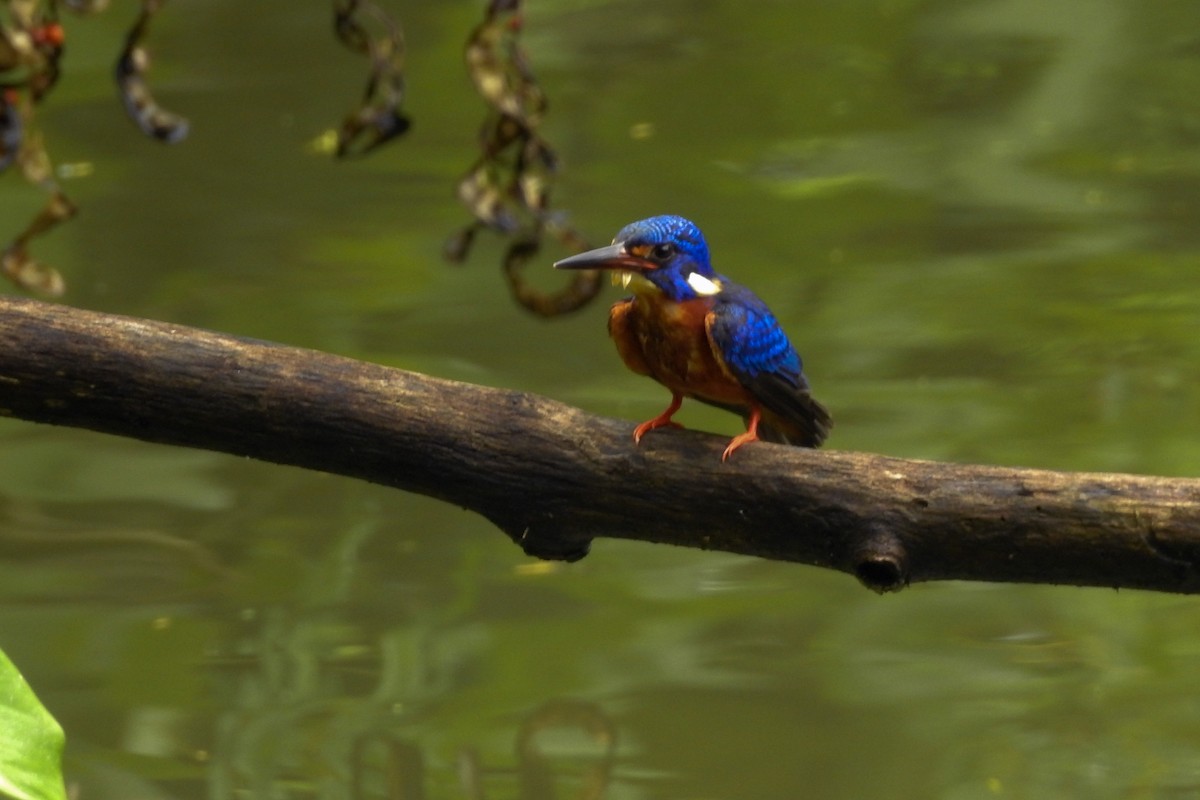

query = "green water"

[{"left": 2, "top": 0, "right": 1200, "bottom": 797}]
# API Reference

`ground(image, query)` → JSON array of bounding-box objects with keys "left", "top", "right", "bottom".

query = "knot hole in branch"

[{"left": 852, "top": 524, "right": 909, "bottom": 593}]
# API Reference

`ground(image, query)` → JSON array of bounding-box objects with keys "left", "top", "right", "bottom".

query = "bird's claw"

[
  {"left": 720, "top": 415, "right": 761, "bottom": 462},
  {"left": 632, "top": 419, "right": 683, "bottom": 443}
]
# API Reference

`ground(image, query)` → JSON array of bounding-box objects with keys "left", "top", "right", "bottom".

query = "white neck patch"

[{"left": 686, "top": 272, "right": 722, "bottom": 296}]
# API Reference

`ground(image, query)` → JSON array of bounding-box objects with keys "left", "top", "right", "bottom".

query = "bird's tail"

[{"left": 757, "top": 392, "right": 833, "bottom": 449}]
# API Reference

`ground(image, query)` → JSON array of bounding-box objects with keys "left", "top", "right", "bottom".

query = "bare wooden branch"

[{"left": 1, "top": 295, "right": 1198, "bottom": 594}]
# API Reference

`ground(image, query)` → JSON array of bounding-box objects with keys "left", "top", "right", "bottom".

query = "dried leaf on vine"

[
  {"left": 1, "top": 188, "right": 75, "bottom": 296},
  {"left": 330, "top": 0, "right": 410, "bottom": 158},
  {"left": 116, "top": 0, "right": 188, "bottom": 143}
]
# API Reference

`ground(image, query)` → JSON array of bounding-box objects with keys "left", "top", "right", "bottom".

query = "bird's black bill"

[{"left": 553, "top": 243, "right": 653, "bottom": 272}]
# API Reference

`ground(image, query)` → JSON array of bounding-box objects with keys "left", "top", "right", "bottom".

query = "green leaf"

[{"left": 0, "top": 650, "right": 65, "bottom": 800}]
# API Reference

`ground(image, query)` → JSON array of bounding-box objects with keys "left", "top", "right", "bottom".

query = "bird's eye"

[{"left": 652, "top": 242, "right": 675, "bottom": 260}]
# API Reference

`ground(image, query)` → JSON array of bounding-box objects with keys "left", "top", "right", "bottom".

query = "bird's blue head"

[{"left": 554, "top": 215, "right": 722, "bottom": 301}]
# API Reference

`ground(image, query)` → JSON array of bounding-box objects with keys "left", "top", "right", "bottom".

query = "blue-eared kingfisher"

[{"left": 554, "top": 214, "right": 832, "bottom": 461}]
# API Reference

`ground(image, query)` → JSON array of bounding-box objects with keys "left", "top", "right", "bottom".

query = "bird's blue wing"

[
  {"left": 705, "top": 286, "right": 805, "bottom": 387},
  {"left": 704, "top": 284, "right": 831, "bottom": 447}
]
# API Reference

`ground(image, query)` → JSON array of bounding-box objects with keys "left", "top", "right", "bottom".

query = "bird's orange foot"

[
  {"left": 633, "top": 417, "right": 683, "bottom": 443},
  {"left": 632, "top": 393, "right": 685, "bottom": 444},
  {"left": 721, "top": 407, "right": 763, "bottom": 461},
  {"left": 721, "top": 430, "right": 760, "bottom": 461}
]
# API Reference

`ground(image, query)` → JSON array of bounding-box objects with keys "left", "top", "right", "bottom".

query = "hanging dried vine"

[
  {"left": 445, "top": 0, "right": 601, "bottom": 318},
  {"left": 329, "top": 0, "right": 410, "bottom": 157},
  {"left": 114, "top": 0, "right": 188, "bottom": 143},
  {"left": 0, "top": 1, "right": 70, "bottom": 294},
  {"left": 0, "top": 0, "right": 188, "bottom": 294},
  {"left": 0, "top": 0, "right": 593, "bottom": 307}
]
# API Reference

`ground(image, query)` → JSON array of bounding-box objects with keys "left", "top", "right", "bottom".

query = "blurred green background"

[{"left": 2, "top": 0, "right": 1200, "bottom": 797}]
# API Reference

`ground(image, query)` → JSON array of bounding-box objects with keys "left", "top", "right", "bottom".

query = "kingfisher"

[{"left": 554, "top": 214, "right": 832, "bottom": 461}]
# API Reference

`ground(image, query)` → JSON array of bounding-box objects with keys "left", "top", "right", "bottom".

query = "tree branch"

[{"left": 1, "top": 296, "right": 1198, "bottom": 594}]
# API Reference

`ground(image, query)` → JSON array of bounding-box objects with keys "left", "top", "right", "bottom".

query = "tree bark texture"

[{"left": 1, "top": 296, "right": 1198, "bottom": 594}]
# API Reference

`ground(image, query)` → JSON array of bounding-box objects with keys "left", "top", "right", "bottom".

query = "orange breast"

[{"left": 608, "top": 294, "right": 752, "bottom": 407}]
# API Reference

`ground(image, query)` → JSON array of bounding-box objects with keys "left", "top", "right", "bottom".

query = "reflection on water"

[{"left": 2, "top": 0, "right": 1200, "bottom": 797}]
